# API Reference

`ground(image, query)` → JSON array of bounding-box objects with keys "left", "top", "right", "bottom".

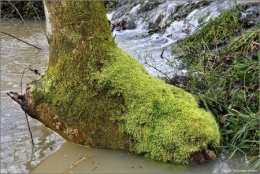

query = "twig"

[
  {"left": 252, "top": 41, "right": 259, "bottom": 46},
  {"left": 1, "top": 31, "right": 41, "bottom": 50},
  {"left": 144, "top": 56, "right": 172, "bottom": 81},
  {"left": 20, "top": 66, "right": 41, "bottom": 94},
  {"left": 21, "top": 67, "right": 28, "bottom": 94},
  {"left": 8, "top": 0, "right": 40, "bottom": 47},
  {"left": 25, "top": 112, "right": 34, "bottom": 146},
  {"left": 28, "top": 68, "right": 41, "bottom": 76},
  {"left": 12, "top": 66, "right": 36, "bottom": 146},
  {"left": 191, "top": 68, "right": 208, "bottom": 78},
  {"left": 160, "top": 49, "right": 164, "bottom": 59},
  {"left": 62, "top": 157, "right": 87, "bottom": 173},
  {"left": 91, "top": 167, "right": 97, "bottom": 171},
  {"left": 29, "top": 0, "right": 50, "bottom": 43}
]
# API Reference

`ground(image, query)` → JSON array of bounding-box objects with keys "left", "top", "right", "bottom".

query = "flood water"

[
  {"left": 1, "top": 19, "right": 65, "bottom": 173},
  {"left": 0, "top": 18, "right": 254, "bottom": 173}
]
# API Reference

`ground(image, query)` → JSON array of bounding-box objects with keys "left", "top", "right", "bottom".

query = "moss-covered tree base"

[
  {"left": 8, "top": 45, "right": 220, "bottom": 164},
  {"left": 8, "top": 1, "right": 220, "bottom": 165}
]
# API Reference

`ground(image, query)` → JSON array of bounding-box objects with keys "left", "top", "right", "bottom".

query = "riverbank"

[{"left": 171, "top": 3, "right": 259, "bottom": 170}]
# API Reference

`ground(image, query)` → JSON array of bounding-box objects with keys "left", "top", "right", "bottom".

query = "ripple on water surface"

[{"left": 1, "top": 19, "right": 65, "bottom": 173}]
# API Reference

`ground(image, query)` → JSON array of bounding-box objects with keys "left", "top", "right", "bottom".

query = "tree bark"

[{"left": 8, "top": 1, "right": 220, "bottom": 164}]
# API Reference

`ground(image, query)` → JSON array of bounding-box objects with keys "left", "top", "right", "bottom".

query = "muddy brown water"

[
  {"left": 1, "top": 19, "right": 65, "bottom": 173},
  {"left": 1, "top": 19, "right": 253, "bottom": 174}
]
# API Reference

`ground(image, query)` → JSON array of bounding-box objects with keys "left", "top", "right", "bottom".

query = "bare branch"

[
  {"left": 7, "top": 91, "right": 25, "bottom": 106},
  {"left": 143, "top": 55, "right": 172, "bottom": 81},
  {"left": 6, "top": 92, "right": 34, "bottom": 146},
  {"left": 1, "top": 31, "right": 42, "bottom": 50},
  {"left": 7, "top": 84, "right": 36, "bottom": 117},
  {"left": 25, "top": 112, "right": 34, "bottom": 146},
  {"left": 29, "top": 0, "right": 50, "bottom": 44},
  {"left": 8, "top": 0, "right": 40, "bottom": 46}
]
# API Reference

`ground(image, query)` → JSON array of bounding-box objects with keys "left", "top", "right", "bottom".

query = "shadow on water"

[{"left": 1, "top": 17, "right": 256, "bottom": 173}]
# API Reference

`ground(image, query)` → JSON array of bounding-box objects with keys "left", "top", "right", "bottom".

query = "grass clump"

[
  {"left": 172, "top": 6, "right": 243, "bottom": 67},
  {"left": 170, "top": 4, "right": 259, "bottom": 169}
]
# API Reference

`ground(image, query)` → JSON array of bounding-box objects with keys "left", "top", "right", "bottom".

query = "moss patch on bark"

[{"left": 30, "top": 1, "right": 220, "bottom": 164}]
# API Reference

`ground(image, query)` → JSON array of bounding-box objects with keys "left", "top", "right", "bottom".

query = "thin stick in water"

[
  {"left": 91, "top": 167, "right": 97, "bottom": 171},
  {"left": 1, "top": 31, "right": 41, "bottom": 50},
  {"left": 62, "top": 157, "right": 87, "bottom": 173},
  {"left": 25, "top": 112, "right": 34, "bottom": 146}
]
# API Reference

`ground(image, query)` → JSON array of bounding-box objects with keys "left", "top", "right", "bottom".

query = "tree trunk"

[{"left": 8, "top": 1, "right": 220, "bottom": 164}]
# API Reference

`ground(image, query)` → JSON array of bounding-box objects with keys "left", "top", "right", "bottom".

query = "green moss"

[
  {"left": 94, "top": 48, "right": 219, "bottom": 163},
  {"left": 32, "top": 46, "right": 220, "bottom": 164},
  {"left": 31, "top": 1, "right": 220, "bottom": 164}
]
